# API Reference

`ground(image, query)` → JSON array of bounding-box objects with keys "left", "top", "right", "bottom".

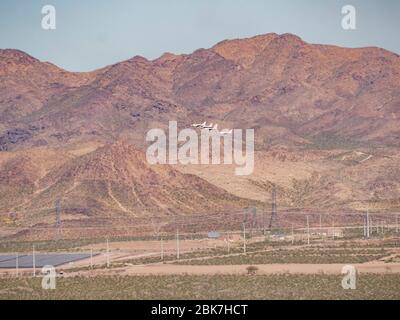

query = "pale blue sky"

[{"left": 0, "top": 0, "right": 399, "bottom": 71}]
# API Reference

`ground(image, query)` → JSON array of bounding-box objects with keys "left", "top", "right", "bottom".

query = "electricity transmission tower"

[
  {"left": 268, "top": 185, "right": 278, "bottom": 230},
  {"left": 243, "top": 207, "right": 257, "bottom": 236},
  {"left": 55, "top": 199, "right": 61, "bottom": 240}
]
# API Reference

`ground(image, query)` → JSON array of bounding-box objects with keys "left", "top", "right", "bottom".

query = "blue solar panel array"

[{"left": 0, "top": 253, "right": 94, "bottom": 268}]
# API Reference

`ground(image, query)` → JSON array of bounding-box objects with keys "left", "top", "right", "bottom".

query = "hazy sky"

[{"left": 0, "top": 0, "right": 399, "bottom": 71}]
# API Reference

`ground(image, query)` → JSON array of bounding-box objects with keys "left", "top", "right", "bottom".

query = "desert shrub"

[{"left": 246, "top": 266, "right": 259, "bottom": 275}]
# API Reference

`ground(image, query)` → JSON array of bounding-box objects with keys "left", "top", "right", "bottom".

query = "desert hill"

[
  {"left": 0, "top": 142, "right": 253, "bottom": 228},
  {"left": 0, "top": 33, "right": 399, "bottom": 230},
  {"left": 1, "top": 33, "right": 399, "bottom": 151}
]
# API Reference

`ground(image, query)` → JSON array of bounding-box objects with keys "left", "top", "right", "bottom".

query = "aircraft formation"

[{"left": 191, "top": 122, "right": 233, "bottom": 136}]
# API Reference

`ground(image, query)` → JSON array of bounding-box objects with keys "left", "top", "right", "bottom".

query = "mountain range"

[{"left": 0, "top": 33, "right": 399, "bottom": 235}]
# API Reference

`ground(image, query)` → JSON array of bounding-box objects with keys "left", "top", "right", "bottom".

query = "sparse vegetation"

[
  {"left": 1, "top": 274, "right": 399, "bottom": 300},
  {"left": 174, "top": 247, "right": 390, "bottom": 265},
  {"left": 304, "top": 132, "right": 369, "bottom": 150},
  {"left": 0, "top": 234, "right": 205, "bottom": 253}
]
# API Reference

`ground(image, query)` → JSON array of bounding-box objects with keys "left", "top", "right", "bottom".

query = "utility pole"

[
  {"left": 366, "top": 210, "right": 370, "bottom": 238},
  {"left": 32, "top": 245, "right": 36, "bottom": 277},
  {"left": 90, "top": 248, "right": 93, "bottom": 269},
  {"left": 397, "top": 214, "right": 399, "bottom": 233},
  {"left": 291, "top": 223, "right": 294, "bottom": 245},
  {"left": 106, "top": 238, "right": 110, "bottom": 268},
  {"left": 370, "top": 217, "right": 374, "bottom": 236},
  {"left": 307, "top": 215, "right": 310, "bottom": 245},
  {"left": 161, "top": 237, "right": 164, "bottom": 260},
  {"left": 319, "top": 214, "right": 322, "bottom": 234},
  {"left": 15, "top": 253, "right": 19, "bottom": 277},
  {"left": 176, "top": 229, "right": 180, "bottom": 260},
  {"left": 263, "top": 209, "right": 267, "bottom": 235},
  {"left": 249, "top": 207, "right": 256, "bottom": 237},
  {"left": 332, "top": 219, "right": 335, "bottom": 240},
  {"left": 269, "top": 186, "right": 277, "bottom": 230},
  {"left": 227, "top": 232, "right": 231, "bottom": 253},
  {"left": 243, "top": 223, "right": 246, "bottom": 254},
  {"left": 363, "top": 215, "right": 366, "bottom": 238}
]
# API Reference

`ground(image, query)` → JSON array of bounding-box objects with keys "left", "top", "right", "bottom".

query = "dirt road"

[
  {"left": 119, "top": 262, "right": 400, "bottom": 275},
  {"left": 58, "top": 261, "right": 400, "bottom": 277}
]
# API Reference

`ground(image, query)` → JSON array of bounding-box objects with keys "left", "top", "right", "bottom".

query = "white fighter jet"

[
  {"left": 192, "top": 121, "right": 207, "bottom": 128},
  {"left": 212, "top": 124, "right": 233, "bottom": 135},
  {"left": 202, "top": 123, "right": 214, "bottom": 130},
  {"left": 192, "top": 122, "right": 232, "bottom": 135},
  {"left": 204, "top": 123, "right": 233, "bottom": 135},
  {"left": 206, "top": 124, "right": 218, "bottom": 131},
  {"left": 219, "top": 129, "right": 233, "bottom": 136}
]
